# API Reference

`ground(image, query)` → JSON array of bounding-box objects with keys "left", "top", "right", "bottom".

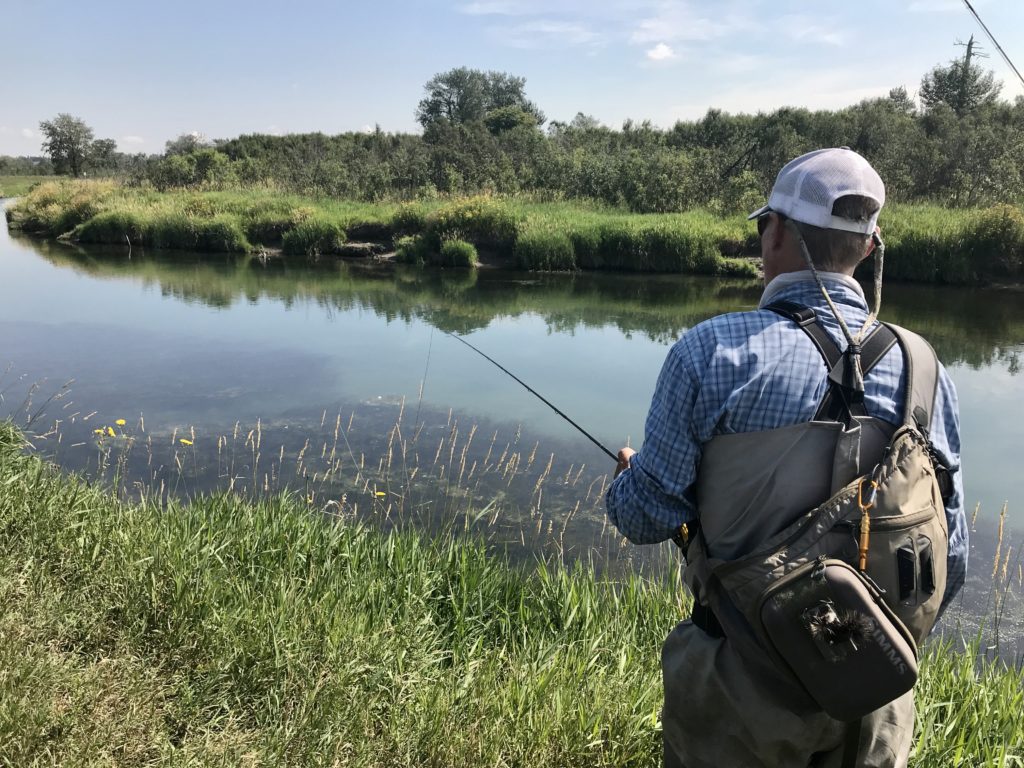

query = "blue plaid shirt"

[{"left": 606, "top": 272, "right": 967, "bottom": 610}]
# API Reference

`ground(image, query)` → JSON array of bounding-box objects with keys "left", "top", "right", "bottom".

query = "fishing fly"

[{"left": 443, "top": 331, "right": 618, "bottom": 462}]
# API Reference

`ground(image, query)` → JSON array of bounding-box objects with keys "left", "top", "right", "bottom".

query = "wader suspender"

[
  {"left": 765, "top": 300, "right": 952, "bottom": 501},
  {"left": 765, "top": 300, "right": 898, "bottom": 422}
]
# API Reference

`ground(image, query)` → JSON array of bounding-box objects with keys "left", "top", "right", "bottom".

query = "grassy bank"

[
  {"left": 0, "top": 174, "right": 60, "bottom": 198},
  {"left": 9, "top": 180, "right": 1024, "bottom": 283},
  {"left": 4, "top": 180, "right": 756, "bottom": 277},
  {"left": 0, "top": 424, "right": 1021, "bottom": 765}
]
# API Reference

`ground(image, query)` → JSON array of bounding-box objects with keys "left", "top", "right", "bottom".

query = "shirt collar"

[{"left": 758, "top": 270, "right": 866, "bottom": 309}]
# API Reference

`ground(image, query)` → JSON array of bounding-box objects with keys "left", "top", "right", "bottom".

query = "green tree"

[
  {"left": 416, "top": 68, "right": 544, "bottom": 129},
  {"left": 484, "top": 106, "right": 538, "bottom": 134},
  {"left": 920, "top": 37, "right": 1002, "bottom": 117},
  {"left": 39, "top": 113, "right": 94, "bottom": 177},
  {"left": 89, "top": 138, "right": 118, "bottom": 170},
  {"left": 165, "top": 132, "right": 211, "bottom": 156}
]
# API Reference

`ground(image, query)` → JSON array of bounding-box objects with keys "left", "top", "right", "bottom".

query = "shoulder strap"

[
  {"left": 765, "top": 301, "right": 898, "bottom": 421},
  {"left": 884, "top": 323, "right": 940, "bottom": 432}
]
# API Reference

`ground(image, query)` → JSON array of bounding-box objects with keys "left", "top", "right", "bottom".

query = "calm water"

[{"left": 2, "top": 204, "right": 1022, "bottom": 651}]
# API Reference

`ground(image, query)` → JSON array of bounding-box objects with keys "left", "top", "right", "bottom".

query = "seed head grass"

[{"left": 0, "top": 419, "right": 1021, "bottom": 765}]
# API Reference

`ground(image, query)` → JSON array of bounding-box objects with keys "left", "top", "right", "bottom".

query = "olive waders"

[{"left": 662, "top": 300, "right": 949, "bottom": 768}]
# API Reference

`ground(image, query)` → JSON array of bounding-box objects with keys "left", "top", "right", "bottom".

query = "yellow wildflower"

[
  {"left": 107, "top": 426, "right": 116, "bottom": 437},
  {"left": 179, "top": 438, "right": 193, "bottom": 446},
  {"left": 115, "top": 419, "right": 126, "bottom": 426},
  {"left": 375, "top": 491, "right": 386, "bottom": 497},
  {"left": 93, "top": 428, "right": 104, "bottom": 435}
]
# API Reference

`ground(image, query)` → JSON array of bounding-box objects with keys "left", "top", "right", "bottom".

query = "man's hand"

[{"left": 614, "top": 447, "right": 635, "bottom": 478}]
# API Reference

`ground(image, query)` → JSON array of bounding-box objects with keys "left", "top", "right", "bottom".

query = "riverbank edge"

[
  {"left": 1, "top": 422, "right": 1021, "bottom": 765},
  {"left": 12, "top": 179, "right": 1024, "bottom": 284},
  {"left": 4, "top": 180, "right": 760, "bottom": 279}
]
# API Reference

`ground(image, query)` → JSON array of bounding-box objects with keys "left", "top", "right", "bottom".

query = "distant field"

[{"left": 0, "top": 175, "right": 60, "bottom": 198}]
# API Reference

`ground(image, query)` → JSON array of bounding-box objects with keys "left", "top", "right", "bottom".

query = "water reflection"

[
  {"left": 23, "top": 235, "right": 1024, "bottom": 375},
  {"left": 2, "top": 228, "right": 1023, "bottom": 656}
]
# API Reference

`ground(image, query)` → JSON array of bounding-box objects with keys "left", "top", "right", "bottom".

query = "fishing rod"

[{"left": 443, "top": 331, "right": 618, "bottom": 462}]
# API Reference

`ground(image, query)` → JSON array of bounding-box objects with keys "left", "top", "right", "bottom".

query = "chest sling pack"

[{"left": 683, "top": 300, "right": 951, "bottom": 722}]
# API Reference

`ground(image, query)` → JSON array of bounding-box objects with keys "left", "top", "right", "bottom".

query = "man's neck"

[{"left": 758, "top": 270, "right": 865, "bottom": 308}]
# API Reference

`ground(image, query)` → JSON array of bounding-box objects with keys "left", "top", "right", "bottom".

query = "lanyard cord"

[{"left": 785, "top": 219, "right": 885, "bottom": 348}]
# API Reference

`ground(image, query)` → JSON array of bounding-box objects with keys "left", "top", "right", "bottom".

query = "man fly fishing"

[{"left": 606, "top": 148, "right": 967, "bottom": 767}]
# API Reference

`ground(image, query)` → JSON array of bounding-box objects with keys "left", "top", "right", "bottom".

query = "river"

[{"left": 1, "top": 203, "right": 1022, "bottom": 656}]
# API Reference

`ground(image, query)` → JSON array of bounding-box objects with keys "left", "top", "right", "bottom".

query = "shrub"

[
  {"left": 390, "top": 204, "right": 428, "bottom": 236},
  {"left": 8, "top": 180, "right": 116, "bottom": 235},
  {"left": 394, "top": 234, "right": 430, "bottom": 265},
  {"left": 641, "top": 225, "right": 721, "bottom": 273},
  {"left": 437, "top": 238, "right": 478, "bottom": 267},
  {"left": 148, "top": 212, "right": 197, "bottom": 250},
  {"left": 967, "top": 204, "right": 1024, "bottom": 280},
  {"left": 425, "top": 197, "right": 520, "bottom": 255},
  {"left": 346, "top": 219, "right": 393, "bottom": 242},
  {"left": 73, "top": 210, "right": 147, "bottom": 244},
  {"left": 720, "top": 257, "right": 759, "bottom": 278},
  {"left": 568, "top": 226, "right": 602, "bottom": 269},
  {"left": 193, "top": 215, "right": 251, "bottom": 253},
  {"left": 515, "top": 228, "right": 576, "bottom": 271},
  {"left": 281, "top": 218, "right": 347, "bottom": 256}
]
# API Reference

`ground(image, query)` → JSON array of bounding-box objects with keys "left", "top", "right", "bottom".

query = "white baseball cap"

[{"left": 747, "top": 148, "right": 885, "bottom": 234}]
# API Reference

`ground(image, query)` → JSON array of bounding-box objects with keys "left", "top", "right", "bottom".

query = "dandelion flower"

[
  {"left": 375, "top": 491, "right": 386, "bottom": 497},
  {"left": 179, "top": 438, "right": 193, "bottom": 446},
  {"left": 107, "top": 426, "right": 116, "bottom": 437},
  {"left": 93, "top": 428, "right": 104, "bottom": 435},
  {"left": 115, "top": 419, "right": 126, "bottom": 426}
]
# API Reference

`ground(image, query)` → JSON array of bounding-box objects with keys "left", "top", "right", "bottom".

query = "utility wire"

[
  {"left": 961, "top": 0, "right": 1024, "bottom": 90},
  {"left": 444, "top": 331, "right": 618, "bottom": 462}
]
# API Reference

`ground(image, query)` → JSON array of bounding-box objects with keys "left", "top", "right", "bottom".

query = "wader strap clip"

[{"left": 764, "top": 301, "right": 898, "bottom": 423}]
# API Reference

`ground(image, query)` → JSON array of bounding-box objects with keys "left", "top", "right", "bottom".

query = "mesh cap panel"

[{"left": 748, "top": 148, "right": 885, "bottom": 234}]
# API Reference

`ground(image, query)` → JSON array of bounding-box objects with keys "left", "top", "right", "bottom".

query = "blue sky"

[{"left": 2, "top": 0, "right": 1023, "bottom": 156}]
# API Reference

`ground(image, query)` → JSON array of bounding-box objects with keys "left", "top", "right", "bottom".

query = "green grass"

[
  {"left": 7, "top": 180, "right": 1024, "bottom": 282},
  {"left": 0, "top": 422, "right": 1021, "bottom": 765},
  {"left": 4, "top": 181, "right": 755, "bottom": 275},
  {"left": 0, "top": 175, "right": 60, "bottom": 198}
]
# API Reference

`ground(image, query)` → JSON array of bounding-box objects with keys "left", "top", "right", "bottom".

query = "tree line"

[{"left": 8, "top": 43, "right": 1024, "bottom": 213}]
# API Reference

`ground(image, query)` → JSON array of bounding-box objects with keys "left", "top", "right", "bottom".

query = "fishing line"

[
  {"left": 443, "top": 331, "right": 618, "bottom": 462},
  {"left": 413, "top": 326, "right": 434, "bottom": 430}
]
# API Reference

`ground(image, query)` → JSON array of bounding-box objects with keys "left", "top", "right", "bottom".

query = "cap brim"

[{"left": 747, "top": 205, "right": 771, "bottom": 221}]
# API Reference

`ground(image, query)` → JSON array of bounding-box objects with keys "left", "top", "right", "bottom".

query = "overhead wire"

[{"left": 960, "top": 0, "right": 1024, "bottom": 90}]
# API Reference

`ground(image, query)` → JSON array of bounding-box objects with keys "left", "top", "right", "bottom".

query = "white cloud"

[
  {"left": 494, "top": 19, "right": 604, "bottom": 48},
  {"left": 646, "top": 42, "right": 676, "bottom": 61},
  {"left": 21, "top": 128, "right": 34, "bottom": 138},
  {"left": 120, "top": 135, "right": 145, "bottom": 145},
  {"left": 630, "top": 2, "right": 747, "bottom": 45}
]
